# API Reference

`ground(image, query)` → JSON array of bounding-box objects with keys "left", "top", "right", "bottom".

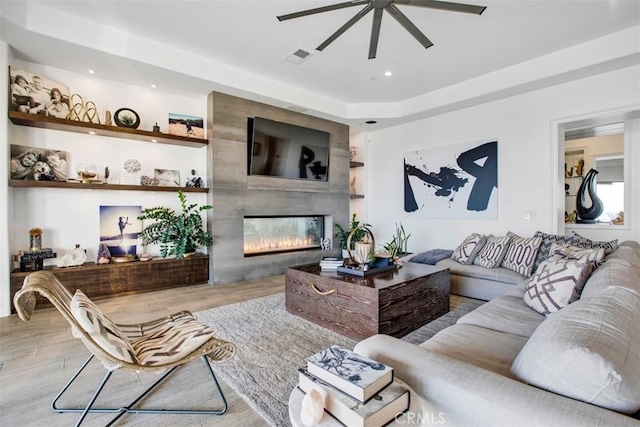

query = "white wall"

[
  {"left": 1, "top": 41, "right": 12, "bottom": 317},
  {"left": 364, "top": 66, "right": 640, "bottom": 252},
  {"left": 2, "top": 61, "right": 208, "bottom": 316}
]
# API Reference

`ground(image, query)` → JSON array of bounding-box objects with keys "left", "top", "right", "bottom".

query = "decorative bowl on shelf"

[{"left": 76, "top": 164, "right": 99, "bottom": 183}]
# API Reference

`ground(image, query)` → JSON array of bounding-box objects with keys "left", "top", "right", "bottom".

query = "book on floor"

[
  {"left": 306, "top": 345, "right": 394, "bottom": 403},
  {"left": 298, "top": 368, "right": 409, "bottom": 427}
]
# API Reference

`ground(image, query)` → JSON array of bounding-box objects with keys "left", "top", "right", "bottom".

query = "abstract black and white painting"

[{"left": 404, "top": 139, "right": 498, "bottom": 219}]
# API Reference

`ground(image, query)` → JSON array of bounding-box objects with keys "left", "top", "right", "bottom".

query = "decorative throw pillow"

[
  {"left": 570, "top": 231, "right": 618, "bottom": 255},
  {"left": 512, "top": 286, "right": 640, "bottom": 414},
  {"left": 451, "top": 233, "right": 487, "bottom": 265},
  {"left": 501, "top": 231, "right": 543, "bottom": 277},
  {"left": 523, "top": 257, "right": 593, "bottom": 316},
  {"left": 473, "top": 235, "right": 512, "bottom": 268},
  {"left": 548, "top": 243, "right": 605, "bottom": 269},
  {"left": 532, "top": 231, "right": 575, "bottom": 272},
  {"left": 70, "top": 290, "right": 136, "bottom": 364}
]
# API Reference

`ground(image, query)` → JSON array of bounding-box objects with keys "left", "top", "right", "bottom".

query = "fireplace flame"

[{"left": 244, "top": 236, "right": 316, "bottom": 255}]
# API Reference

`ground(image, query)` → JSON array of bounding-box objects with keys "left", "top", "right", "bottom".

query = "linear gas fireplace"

[{"left": 244, "top": 215, "right": 324, "bottom": 257}]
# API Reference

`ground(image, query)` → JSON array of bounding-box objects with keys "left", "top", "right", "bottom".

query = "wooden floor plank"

[{"left": 0, "top": 275, "right": 285, "bottom": 426}]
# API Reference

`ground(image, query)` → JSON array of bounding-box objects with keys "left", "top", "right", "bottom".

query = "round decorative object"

[
  {"left": 346, "top": 225, "right": 375, "bottom": 269},
  {"left": 123, "top": 159, "right": 142, "bottom": 173},
  {"left": 114, "top": 108, "right": 140, "bottom": 129}
]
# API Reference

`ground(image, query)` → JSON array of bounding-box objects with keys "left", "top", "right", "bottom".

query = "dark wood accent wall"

[
  {"left": 207, "top": 92, "right": 350, "bottom": 284},
  {"left": 10, "top": 255, "right": 209, "bottom": 313}
]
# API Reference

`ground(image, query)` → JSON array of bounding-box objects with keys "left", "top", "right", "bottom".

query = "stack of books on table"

[
  {"left": 319, "top": 257, "right": 344, "bottom": 271},
  {"left": 298, "top": 345, "right": 409, "bottom": 427}
]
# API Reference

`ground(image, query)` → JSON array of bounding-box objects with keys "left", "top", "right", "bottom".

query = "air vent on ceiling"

[{"left": 284, "top": 48, "right": 314, "bottom": 65}]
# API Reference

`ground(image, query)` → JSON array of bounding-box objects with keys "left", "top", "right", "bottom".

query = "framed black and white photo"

[
  {"left": 9, "top": 66, "right": 70, "bottom": 118},
  {"left": 10, "top": 144, "right": 68, "bottom": 181},
  {"left": 154, "top": 168, "right": 181, "bottom": 187}
]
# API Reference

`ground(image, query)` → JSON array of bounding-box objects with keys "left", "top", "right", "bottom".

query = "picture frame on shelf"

[
  {"left": 9, "top": 66, "right": 70, "bottom": 117},
  {"left": 99, "top": 205, "right": 142, "bottom": 257},
  {"left": 168, "top": 113, "right": 204, "bottom": 138},
  {"left": 10, "top": 144, "right": 68, "bottom": 181},
  {"left": 154, "top": 168, "right": 180, "bottom": 187}
]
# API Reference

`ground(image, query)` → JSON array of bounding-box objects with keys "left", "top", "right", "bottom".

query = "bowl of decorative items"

[{"left": 76, "top": 163, "right": 99, "bottom": 183}]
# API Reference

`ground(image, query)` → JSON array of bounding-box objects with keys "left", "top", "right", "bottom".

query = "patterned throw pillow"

[
  {"left": 473, "top": 235, "right": 512, "bottom": 268},
  {"left": 548, "top": 243, "right": 605, "bottom": 269},
  {"left": 70, "top": 290, "right": 136, "bottom": 364},
  {"left": 451, "top": 233, "right": 487, "bottom": 265},
  {"left": 570, "top": 231, "right": 618, "bottom": 255},
  {"left": 523, "top": 257, "right": 593, "bottom": 316},
  {"left": 532, "top": 231, "right": 575, "bottom": 272},
  {"left": 501, "top": 232, "right": 543, "bottom": 277}
]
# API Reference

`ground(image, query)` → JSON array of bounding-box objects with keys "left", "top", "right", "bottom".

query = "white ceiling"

[{"left": 1, "top": 0, "right": 639, "bottom": 129}]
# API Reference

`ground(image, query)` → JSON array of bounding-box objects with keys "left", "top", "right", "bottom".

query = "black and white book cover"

[{"left": 306, "top": 345, "right": 394, "bottom": 402}]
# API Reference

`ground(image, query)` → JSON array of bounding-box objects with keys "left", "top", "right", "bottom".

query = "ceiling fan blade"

[
  {"left": 368, "top": 8, "right": 384, "bottom": 59},
  {"left": 385, "top": 4, "right": 433, "bottom": 49},
  {"left": 317, "top": 4, "right": 374, "bottom": 51},
  {"left": 394, "top": 0, "right": 486, "bottom": 15},
  {"left": 277, "top": 0, "right": 369, "bottom": 21}
]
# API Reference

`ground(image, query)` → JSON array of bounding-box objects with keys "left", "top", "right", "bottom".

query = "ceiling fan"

[{"left": 277, "top": 0, "right": 486, "bottom": 59}]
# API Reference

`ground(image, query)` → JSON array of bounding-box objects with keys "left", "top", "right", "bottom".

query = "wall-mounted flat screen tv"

[{"left": 247, "top": 117, "right": 330, "bottom": 181}]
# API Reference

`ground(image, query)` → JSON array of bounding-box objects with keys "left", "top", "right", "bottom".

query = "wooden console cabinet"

[{"left": 10, "top": 254, "right": 209, "bottom": 313}]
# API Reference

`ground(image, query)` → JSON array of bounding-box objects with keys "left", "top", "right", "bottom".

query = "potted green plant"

[
  {"left": 138, "top": 189, "right": 213, "bottom": 259},
  {"left": 383, "top": 222, "right": 411, "bottom": 258},
  {"left": 335, "top": 213, "right": 371, "bottom": 251}
]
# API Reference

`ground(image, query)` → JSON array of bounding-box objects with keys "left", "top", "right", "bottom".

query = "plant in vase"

[
  {"left": 137, "top": 189, "right": 213, "bottom": 259},
  {"left": 335, "top": 213, "right": 371, "bottom": 252},
  {"left": 382, "top": 222, "right": 412, "bottom": 262}
]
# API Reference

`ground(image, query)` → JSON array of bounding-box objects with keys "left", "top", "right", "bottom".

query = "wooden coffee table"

[{"left": 285, "top": 262, "right": 450, "bottom": 341}]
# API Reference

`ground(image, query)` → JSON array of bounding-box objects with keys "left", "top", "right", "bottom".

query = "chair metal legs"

[{"left": 51, "top": 354, "right": 228, "bottom": 426}]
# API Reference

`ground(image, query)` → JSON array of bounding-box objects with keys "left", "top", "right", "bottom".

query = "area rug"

[{"left": 195, "top": 293, "right": 484, "bottom": 426}]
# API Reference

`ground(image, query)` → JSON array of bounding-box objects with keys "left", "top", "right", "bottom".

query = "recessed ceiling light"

[
  {"left": 88, "top": 131, "right": 96, "bottom": 135},
  {"left": 150, "top": 84, "right": 157, "bottom": 89},
  {"left": 365, "top": 120, "right": 377, "bottom": 124},
  {"left": 151, "top": 139, "right": 158, "bottom": 143},
  {"left": 88, "top": 69, "right": 95, "bottom": 74},
  {"left": 384, "top": 71, "right": 392, "bottom": 77}
]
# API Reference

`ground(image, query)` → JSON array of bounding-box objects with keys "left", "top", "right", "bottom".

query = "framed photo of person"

[
  {"left": 10, "top": 144, "right": 68, "bottom": 181},
  {"left": 9, "top": 67, "right": 70, "bottom": 118},
  {"left": 168, "top": 113, "right": 204, "bottom": 138}
]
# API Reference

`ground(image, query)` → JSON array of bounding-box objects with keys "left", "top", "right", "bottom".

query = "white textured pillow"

[
  {"left": 523, "top": 257, "right": 592, "bottom": 316},
  {"left": 71, "top": 290, "right": 136, "bottom": 364},
  {"left": 501, "top": 232, "right": 542, "bottom": 277},
  {"left": 512, "top": 286, "right": 640, "bottom": 414},
  {"left": 451, "top": 233, "right": 487, "bottom": 265},
  {"left": 473, "top": 235, "right": 511, "bottom": 268},
  {"left": 548, "top": 243, "right": 605, "bottom": 269}
]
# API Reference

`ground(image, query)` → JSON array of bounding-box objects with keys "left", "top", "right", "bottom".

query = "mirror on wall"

[{"left": 563, "top": 123, "right": 625, "bottom": 226}]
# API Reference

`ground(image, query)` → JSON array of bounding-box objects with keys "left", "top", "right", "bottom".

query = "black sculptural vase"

[{"left": 576, "top": 168, "right": 604, "bottom": 224}]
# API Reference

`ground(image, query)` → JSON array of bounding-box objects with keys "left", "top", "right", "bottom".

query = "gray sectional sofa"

[{"left": 355, "top": 241, "right": 640, "bottom": 426}]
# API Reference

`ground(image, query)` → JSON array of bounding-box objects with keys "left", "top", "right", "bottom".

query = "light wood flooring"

[{"left": 0, "top": 275, "right": 285, "bottom": 426}]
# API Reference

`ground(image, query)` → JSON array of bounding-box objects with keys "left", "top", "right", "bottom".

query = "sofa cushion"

[
  {"left": 451, "top": 233, "right": 486, "bottom": 265},
  {"left": 523, "top": 257, "right": 592, "bottom": 316},
  {"left": 511, "top": 286, "right": 640, "bottom": 414},
  {"left": 457, "top": 293, "right": 546, "bottom": 338},
  {"left": 570, "top": 231, "right": 618, "bottom": 255},
  {"left": 437, "top": 258, "right": 527, "bottom": 285},
  {"left": 532, "top": 231, "right": 575, "bottom": 272},
  {"left": 71, "top": 290, "right": 137, "bottom": 364},
  {"left": 501, "top": 232, "right": 542, "bottom": 277},
  {"left": 473, "top": 235, "right": 511, "bottom": 268},
  {"left": 420, "top": 324, "right": 528, "bottom": 378},
  {"left": 581, "top": 258, "right": 640, "bottom": 299},
  {"left": 548, "top": 243, "right": 605, "bottom": 269}
]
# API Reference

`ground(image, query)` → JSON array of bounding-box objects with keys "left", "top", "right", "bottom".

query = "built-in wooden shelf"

[
  {"left": 350, "top": 161, "right": 364, "bottom": 168},
  {"left": 9, "top": 179, "right": 208, "bottom": 193},
  {"left": 10, "top": 254, "right": 209, "bottom": 313},
  {"left": 8, "top": 110, "right": 208, "bottom": 148}
]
